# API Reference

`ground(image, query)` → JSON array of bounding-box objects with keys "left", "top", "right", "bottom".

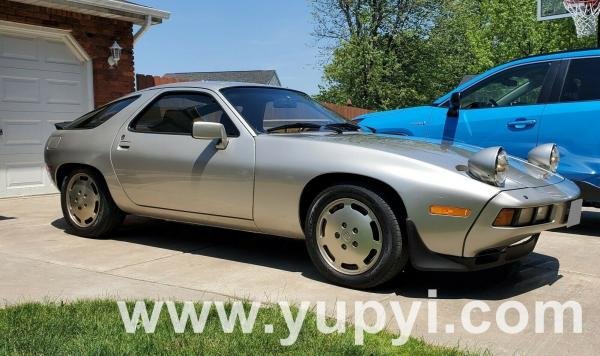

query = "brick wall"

[{"left": 0, "top": 0, "right": 135, "bottom": 107}]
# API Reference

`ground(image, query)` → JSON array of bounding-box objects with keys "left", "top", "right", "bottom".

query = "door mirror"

[
  {"left": 192, "top": 121, "right": 229, "bottom": 149},
  {"left": 447, "top": 92, "right": 461, "bottom": 118}
]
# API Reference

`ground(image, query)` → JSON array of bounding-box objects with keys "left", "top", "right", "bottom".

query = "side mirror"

[
  {"left": 192, "top": 121, "right": 229, "bottom": 150},
  {"left": 447, "top": 92, "right": 461, "bottom": 118}
]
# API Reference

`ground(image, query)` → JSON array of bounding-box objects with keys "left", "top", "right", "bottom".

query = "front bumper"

[
  {"left": 463, "top": 179, "right": 580, "bottom": 257},
  {"left": 407, "top": 219, "right": 539, "bottom": 271},
  {"left": 409, "top": 179, "right": 580, "bottom": 272}
]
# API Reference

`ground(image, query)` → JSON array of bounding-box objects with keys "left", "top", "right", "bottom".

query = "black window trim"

[
  {"left": 128, "top": 90, "right": 240, "bottom": 137},
  {"left": 551, "top": 55, "right": 600, "bottom": 105},
  {"left": 438, "top": 59, "right": 562, "bottom": 109}
]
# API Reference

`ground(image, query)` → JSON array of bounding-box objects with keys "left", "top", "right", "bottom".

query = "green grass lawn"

[{"left": 0, "top": 300, "right": 468, "bottom": 355}]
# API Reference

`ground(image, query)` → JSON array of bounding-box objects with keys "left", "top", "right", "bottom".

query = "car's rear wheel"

[
  {"left": 305, "top": 184, "right": 407, "bottom": 289},
  {"left": 60, "top": 168, "right": 124, "bottom": 238}
]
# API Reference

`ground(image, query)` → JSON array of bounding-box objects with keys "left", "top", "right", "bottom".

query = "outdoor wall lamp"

[{"left": 108, "top": 41, "right": 122, "bottom": 68}]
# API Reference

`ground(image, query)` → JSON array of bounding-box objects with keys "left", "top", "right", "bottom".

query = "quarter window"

[
  {"left": 64, "top": 96, "right": 139, "bottom": 129},
  {"left": 460, "top": 62, "right": 551, "bottom": 109},
  {"left": 131, "top": 92, "right": 239, "bottom": 136},
  {"left": 560, "top": 57, "right": 600, "bottom": 102}
]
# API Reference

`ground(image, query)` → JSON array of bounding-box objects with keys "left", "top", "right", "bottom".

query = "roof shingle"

[{"left": 165, "top": 70, "right": 281, "bottom": 86}]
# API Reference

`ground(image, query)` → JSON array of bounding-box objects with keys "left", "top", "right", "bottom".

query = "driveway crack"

[{"left": 104, "top": 243, "right": 218, "bottom": 272}]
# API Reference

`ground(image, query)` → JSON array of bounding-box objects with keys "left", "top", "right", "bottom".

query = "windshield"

[{"left": 220, "top": 87, "right": 345, "bottom": 133}]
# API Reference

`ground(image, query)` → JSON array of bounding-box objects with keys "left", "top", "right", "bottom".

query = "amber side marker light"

[
  {"left": 429, "top": 205, "right": 471, "bottom": 218},
  {"left": 494, "top": 208, "right": 516, "bottom": 227}
]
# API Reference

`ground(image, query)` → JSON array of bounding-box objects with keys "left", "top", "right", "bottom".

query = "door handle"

[
  {"left": 507, "top": 119, "right": 537, "bottom": 129},
  {"left": 118, "top": 141, "right": 131, "bottom": 150}
]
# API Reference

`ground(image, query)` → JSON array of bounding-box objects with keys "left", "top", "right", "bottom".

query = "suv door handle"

[{"left": 507, "top": 119, "right": 537, "bottom": 129}]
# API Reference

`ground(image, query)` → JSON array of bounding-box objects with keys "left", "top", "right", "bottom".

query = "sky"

[{"left": 134, "top": 0, "right": 323, "bottom": 94}]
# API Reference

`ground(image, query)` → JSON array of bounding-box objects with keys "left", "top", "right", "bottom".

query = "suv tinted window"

[
  {"left": 65, "top": 96, "right": 139, "bottom": 129},
  {"left": 560, "top": 57, "right": 600, "bottom": 102},
  {"left": 460, "top": 62, "right": 551, "bottom": 109},
  {"left": 131, "top": 92, "right": 239, "bottom": 136}
]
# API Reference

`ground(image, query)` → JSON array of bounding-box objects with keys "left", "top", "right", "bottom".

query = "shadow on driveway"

[
  {"left": 392, "top": 252, "right": 561, "bottom": 300},
  {"left": 51, "top": 215, "right": 561, "bottom": 300}
]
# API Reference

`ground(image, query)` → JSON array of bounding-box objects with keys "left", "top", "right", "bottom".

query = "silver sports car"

[{"left": 44, "top": 82, "right": 582, "bottom": 289}]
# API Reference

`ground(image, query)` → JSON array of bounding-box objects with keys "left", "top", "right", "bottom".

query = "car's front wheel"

[
  {"left": 60, "top": 168, "right": 124, "bottom": 238},
  {"left": 305, "top": 184, "right": 408, "bottom": 289}
]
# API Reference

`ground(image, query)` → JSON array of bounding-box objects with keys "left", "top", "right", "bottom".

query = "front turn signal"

[
  {"left": 494, "top": 208, "right": 516, "bottom": 227},
  {"left": 429, "top": 205, "right": 471, "bottom": 218}
]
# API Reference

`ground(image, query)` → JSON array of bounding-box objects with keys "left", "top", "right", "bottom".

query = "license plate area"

[{"left": 566, "top": 199, "right": 583, "bottom": 228}]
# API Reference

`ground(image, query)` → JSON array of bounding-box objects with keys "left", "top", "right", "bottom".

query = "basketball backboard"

[{"left": 538, "top": 0, "right": 571, "bottom": 20}]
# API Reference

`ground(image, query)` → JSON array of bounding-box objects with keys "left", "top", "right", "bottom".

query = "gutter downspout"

[
  {"left": 133, "top": 15, "right": 152, "bottom": 45},
  {"left": 133, "top": 15, "right": 152, "bottom": 90}
]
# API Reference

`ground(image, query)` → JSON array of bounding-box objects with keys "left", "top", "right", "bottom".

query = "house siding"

[{"left": 0, "top": 0, "right": 135, "bottom": 107}]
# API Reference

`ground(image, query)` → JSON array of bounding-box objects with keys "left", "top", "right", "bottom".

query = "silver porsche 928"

[{"left": 44, "top": 82, "right": 582, "bottom": 289}]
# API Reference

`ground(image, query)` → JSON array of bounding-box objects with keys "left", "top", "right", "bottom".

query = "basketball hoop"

[{"left": 563, "top": 0, "right": 600, "bottom": 37}]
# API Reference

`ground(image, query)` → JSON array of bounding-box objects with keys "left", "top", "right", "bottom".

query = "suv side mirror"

[
  {"left": 447, "top": 92, "right": 461, "bottom": 118},
  {"left": 192, "top": 121, "right": 229, "bottom": 150}
]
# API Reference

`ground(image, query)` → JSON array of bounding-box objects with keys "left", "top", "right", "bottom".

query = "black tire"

[
  {"left": 305, "top": 184, "right": 408, "bottom": 289},
  {"left": 60, "top": 167, "right": 124, "bottom": 238}
]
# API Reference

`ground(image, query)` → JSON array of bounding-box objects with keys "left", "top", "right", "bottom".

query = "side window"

[
  {"left": 65, "top": 96, "right": 139, "bottom": 129},
  {"left": 461, "top": 62, "right": 551, "bottom": 109},
  {"left": 560, "top": 58, "right": 600, "bottom": 102},
  {"left": 131, "top": 92, "right": 239, "bottom": 136}
]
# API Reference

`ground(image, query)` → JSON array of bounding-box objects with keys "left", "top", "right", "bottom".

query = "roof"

[
  {"left": 137, "top": 81, "right": 285, "bottom": 92},
  {"left": 434, "top": 48, "right": 600, "bottom": 105},
  {"left": 165, "top": 70, "right": 281, "bottom": 86},
  {"left": 12, "top": 0, "right": 170, "bottom": 25},
  {"left": 502, "top": 48, "right": 600, "bottom": 66}
]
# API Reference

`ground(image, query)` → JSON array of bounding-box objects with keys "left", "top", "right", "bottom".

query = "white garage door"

[{"left": 0, "top": 29, "right": 91, "bottom": 198}]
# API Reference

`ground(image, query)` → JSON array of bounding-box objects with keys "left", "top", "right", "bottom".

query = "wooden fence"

[
  {"left": 136, "top": 74, "right": 185, "bottom": 90},
  {"left": 320, "top": 102, "right": 373, "bottom": 120},
  {"left": 135, "top": 74, "right": 373, "bottom": 120}
]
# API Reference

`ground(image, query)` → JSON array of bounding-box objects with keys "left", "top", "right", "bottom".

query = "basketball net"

[{"left": 564, "top": 0, "right": 600, "bottom": 37}]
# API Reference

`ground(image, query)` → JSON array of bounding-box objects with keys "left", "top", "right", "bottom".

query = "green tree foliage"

[{"left": 314, "top": 0, "right": 596, "bottom": 110}]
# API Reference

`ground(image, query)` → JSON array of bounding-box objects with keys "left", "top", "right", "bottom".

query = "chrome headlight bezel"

[
  {"left": 468, "top": 146, "right": 509, "bottom": 187},
  {"left": 528, "top": 143, "right": 560, "bottom": 173}
]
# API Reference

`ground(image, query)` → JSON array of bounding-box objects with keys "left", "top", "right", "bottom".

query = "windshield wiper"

[
  {"left": 324, "top": 122, "right": 361, "bottom": 132},
  {"left": 325, "top": 122, "right": 377, "bottom": 133},
  {"left": 267, "top": 122, "right": 342, "bottom": 134}
]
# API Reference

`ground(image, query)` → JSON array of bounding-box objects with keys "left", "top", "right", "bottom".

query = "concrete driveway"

[{"left": 1, "top": 195, "right": 599, "bottom": 355}]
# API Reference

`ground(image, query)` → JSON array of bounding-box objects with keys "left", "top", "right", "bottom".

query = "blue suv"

[{"left": 356, "top": 49, "right": 600, "bottom": 205}]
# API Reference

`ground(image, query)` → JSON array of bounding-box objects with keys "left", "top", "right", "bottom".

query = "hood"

[
  {"left": 359, "top": 106, "right": 433, "bottom": 126},
  {"left": 277, "top": 132, "right": 564, "bottom": 190}
]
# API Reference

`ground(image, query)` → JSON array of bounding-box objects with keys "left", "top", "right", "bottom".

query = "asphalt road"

[{"left": 0, "top": 195, "right": 598, "bottom": 355}]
